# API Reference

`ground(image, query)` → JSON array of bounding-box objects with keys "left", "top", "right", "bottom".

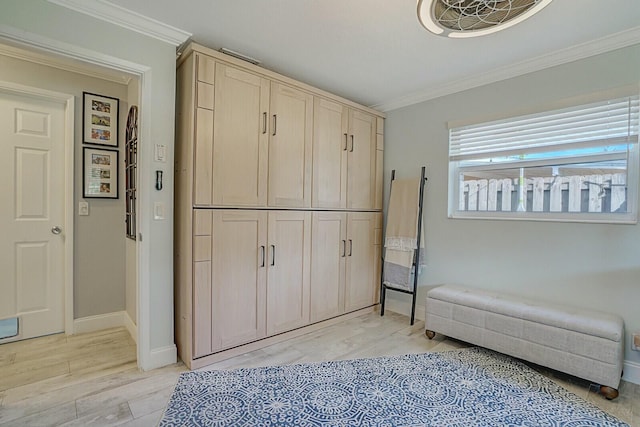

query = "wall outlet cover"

[
  {"left": 633, "top": 333, "right": 640, "bottom": 351},
  {"left": 79, "top": 201, "right": 89, "bottom": 216}
]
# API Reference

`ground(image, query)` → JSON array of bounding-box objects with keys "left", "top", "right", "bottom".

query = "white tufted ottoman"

[{"left": 425, "top": 284, "right": 625, "bottom": 399}]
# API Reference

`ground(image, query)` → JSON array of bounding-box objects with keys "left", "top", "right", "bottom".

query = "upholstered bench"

[{"left": 425, "top": 284, "right": 625, "bottom": 399}]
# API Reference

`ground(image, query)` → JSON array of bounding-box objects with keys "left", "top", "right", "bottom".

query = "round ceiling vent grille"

[{"left": 417, "top": 0, "right": 553, "bottom": 38}]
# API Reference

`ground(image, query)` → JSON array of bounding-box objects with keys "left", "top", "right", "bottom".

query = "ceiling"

[{"left": 104, "top": 0, "right": 640, "bottom": 111}]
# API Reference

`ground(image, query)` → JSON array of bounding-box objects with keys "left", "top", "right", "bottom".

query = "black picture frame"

[
  {"left": 83, "top": 147, "right": 119, "bottom": 199},
  {"left": 83, "top": 91, "right": 119, "bottom": 147}
]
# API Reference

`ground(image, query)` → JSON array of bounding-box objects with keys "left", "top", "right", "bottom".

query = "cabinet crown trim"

[{"left": 179, "top": 42, "right": 385, "bottom": 119}]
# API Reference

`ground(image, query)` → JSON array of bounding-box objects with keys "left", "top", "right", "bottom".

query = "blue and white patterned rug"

[{"left": 160, "top": 347, "right": 628, "bottom": 426}]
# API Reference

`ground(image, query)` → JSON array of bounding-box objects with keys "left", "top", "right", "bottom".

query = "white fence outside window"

[{"left": 459, "top": 173, "right": 626, "bottom": 213}]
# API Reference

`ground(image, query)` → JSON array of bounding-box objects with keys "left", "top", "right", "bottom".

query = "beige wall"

[
  {"left": 384, "top": 44, "right": 640, "bottom": 364},
  {"left": 0, "top": 53, "right": 131, "bottom": 319}
]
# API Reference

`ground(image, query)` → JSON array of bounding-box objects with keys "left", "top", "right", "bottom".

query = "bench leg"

[
  {"left": 600, "top": 386, "right": 619, "bottom": 400},
  {"left": 425, "top": 330, "right": 436, "bottom": 339}
]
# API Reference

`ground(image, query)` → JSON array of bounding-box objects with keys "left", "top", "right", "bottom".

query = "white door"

[{"left": 0, "top": 89, "right": 66, "bottom": 342}]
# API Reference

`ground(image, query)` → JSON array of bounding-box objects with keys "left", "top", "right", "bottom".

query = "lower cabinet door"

[
  {"left": 345, "top": 212, "right": 382, "bottom": 312},
  {"left": 193, "top": 209, "right": 379, "bottom": 358},
  {"left": 310, "top": 211, "right": 346, "bottom": 322},
  {"left": 266, "top": 211, "right": 311, "bottom": 335},
  {"left": 211, "top": 210, "right": 268, "bottom": 352}
]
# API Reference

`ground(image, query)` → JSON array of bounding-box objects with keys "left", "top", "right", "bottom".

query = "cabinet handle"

[
  {"left": 270, "top": 245, "right": 276, "bottom": 266},
  {"left": 343, "top": 133, "right": 348, "bottom": 151},
  {"left": 341, "top": 240, "right": 346, "bottom": 257},
  {"left": 349, "top": 135, "right": 354, "bottom": 152},
  {"left": 348, "top": 239, "right": 353, "bottom": 256},
  {"left": 272, "top": 114, "right": 277, "bottom": 136},
  {"left": 260, "top": 245, "right": 266, "bottom": 267},
  {"left": 262, "top": 112, "right": 267, "bottom": 134}
]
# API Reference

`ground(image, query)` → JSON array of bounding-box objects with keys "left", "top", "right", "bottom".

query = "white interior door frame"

[
  {"left": 0, "top": 80, "right": 75, "bottom": 335},
  {"left": 0, "top": 26, "right": 154, "bottom": 370}
]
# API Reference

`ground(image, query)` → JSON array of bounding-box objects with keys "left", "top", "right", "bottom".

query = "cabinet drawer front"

[
  {"left": 196, "top": 54, "right": 215, "bottom": 84},
  {"left": 193, "top": 108, "right": 213, "bottom": 206},
  {"left": 196, "top": 82, "right": 214, "bottom": 110}
]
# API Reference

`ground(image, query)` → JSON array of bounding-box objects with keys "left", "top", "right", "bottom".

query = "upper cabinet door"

[
  {"left": 312, "top": 97, "right": 348, "bottom": 209},
  {"left": 347, "top": 110, "right": 377, "bottom": 210},
  {"left": 268, "top": 83, "right": 313, "bottom": 208},
  {"left": 212, "top": 63, "right": 270, "bottom": 207}
]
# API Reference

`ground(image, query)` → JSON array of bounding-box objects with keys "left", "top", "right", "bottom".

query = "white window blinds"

[{"left": 449, "top": 95, "right": 639, "bottom": 162}]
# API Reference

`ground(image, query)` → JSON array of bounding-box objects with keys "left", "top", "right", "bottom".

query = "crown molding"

[
  {"left": 0, "top": 42, "right": 132, "bottom": 85},
  {"left": 48, "top": 0, "right": 191, "bottom": 47},
  {"left": 0, "top": 24, "right": 149, "bottom": 76},
  {"left": 374, "top": 27, "right": 640, "bottom": 112}
]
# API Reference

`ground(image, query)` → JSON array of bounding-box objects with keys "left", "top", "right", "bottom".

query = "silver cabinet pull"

[
  {"left": 272, "top": 114, "right": 277, "bottom": 136},
  {"left": 270, "top": 245, "right": 276, "bottom": 266},
  {"left": 341, "top": 240, "right": 346, "bottom": 257},
  {"left": 348, "top": 239, "right": 353, "bottom": 256},
  {"left": 51, "top": 226, "right": 62, "bottom": 235},
  {"left": 262, "top": 112, "right": 267, "bottom": 134},
  {"left": 260, "top": 245, "right": 266, "bottom": 267},
  {"left": 350, "top": 135, "right": 354, "bottom": 152},
  {"left": 343, "top": 133, "right": 348, "bottom": 151}
]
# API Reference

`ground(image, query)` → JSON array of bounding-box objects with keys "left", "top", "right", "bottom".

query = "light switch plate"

[
  {"left": 79, "top": 201, "right": 89, "bottom": 216},
  {"left": 154, "top": 202, "right": 164, "bottom": 220},
  {"left": 155, "top": 144, "right": 167, "bottom": 162}
]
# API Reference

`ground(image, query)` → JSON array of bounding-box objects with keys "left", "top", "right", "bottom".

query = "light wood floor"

[{"left": 1, "top": 311, "right": 639, "bottom": 426}]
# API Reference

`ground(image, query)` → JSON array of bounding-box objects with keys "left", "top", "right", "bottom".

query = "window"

[{"left": 448, "top": 94, "right": 639, "bottom": 223}]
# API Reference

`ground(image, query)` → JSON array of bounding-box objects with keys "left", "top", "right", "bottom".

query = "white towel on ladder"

[{"left": 383, "top": 178, "right": 425, "bottom": 291}]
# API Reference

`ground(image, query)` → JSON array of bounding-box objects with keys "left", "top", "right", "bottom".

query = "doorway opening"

[{"left": 0, "top": 43, "right": 141, "bottom": 358}]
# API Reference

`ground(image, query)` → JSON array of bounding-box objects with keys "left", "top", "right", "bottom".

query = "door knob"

[{"left": 51, "top": 226, "right": 62, "bottom": 235}]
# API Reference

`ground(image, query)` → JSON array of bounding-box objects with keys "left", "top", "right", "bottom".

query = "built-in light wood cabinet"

[
  {"left": 268, "top": 82, "right": 313, "bottom": 208},
  {"left": 192, "top": 209, "right": 267, "bottom": 357},
  {"left": 312, "top": 97, "right": 377, "bottom": 210},
  {"left": 266, "top": 211, "right": 311, "bottom": 335},
  {"left": 192, "top": 209, "right": 311, "bottom": 355},
  {"left": 310, "top": 212, "right": 382, "bottom": 322},
  {"left": 211, "top": 210, "right": 268, "bottom": 352},
  {"left": 175, "top": 43, "right": 384, "bottom": 369},
  {"left": 211, "top": 63, "right": 270, "bottom": 207},
  {"left": 194, "top": 63, "right": 314, "bottom": 209},
  {"left": 345, "top": 212, "right": 382, "bottom": 312},
  {"left": 312, "top": 98, "right": 347, "bottom": 209},
  {"left": 347, "top": 110, "right": 377, "bottom": 210},
  {"left": 310, "top": 211, "right": 346, "bottom": 322}
]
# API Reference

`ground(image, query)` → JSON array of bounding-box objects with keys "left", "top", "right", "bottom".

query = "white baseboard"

[
  {"left": 383, "top": 298, "right": 426, "bottom": 322},
  {"left": 123, "top": 311, "right": 137, "bottom": 344},
  {"left": 145, "top": 345, "right": 177, "bottom": 371},
  {"left": 73, "top": 311, "right": 126, "bottom": 334},
  {"left": 74, "top": 311, "right": 137, "bottom": 344},
  {"left": 623, "top": 360, "right": 640, "bottom": 385}
]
